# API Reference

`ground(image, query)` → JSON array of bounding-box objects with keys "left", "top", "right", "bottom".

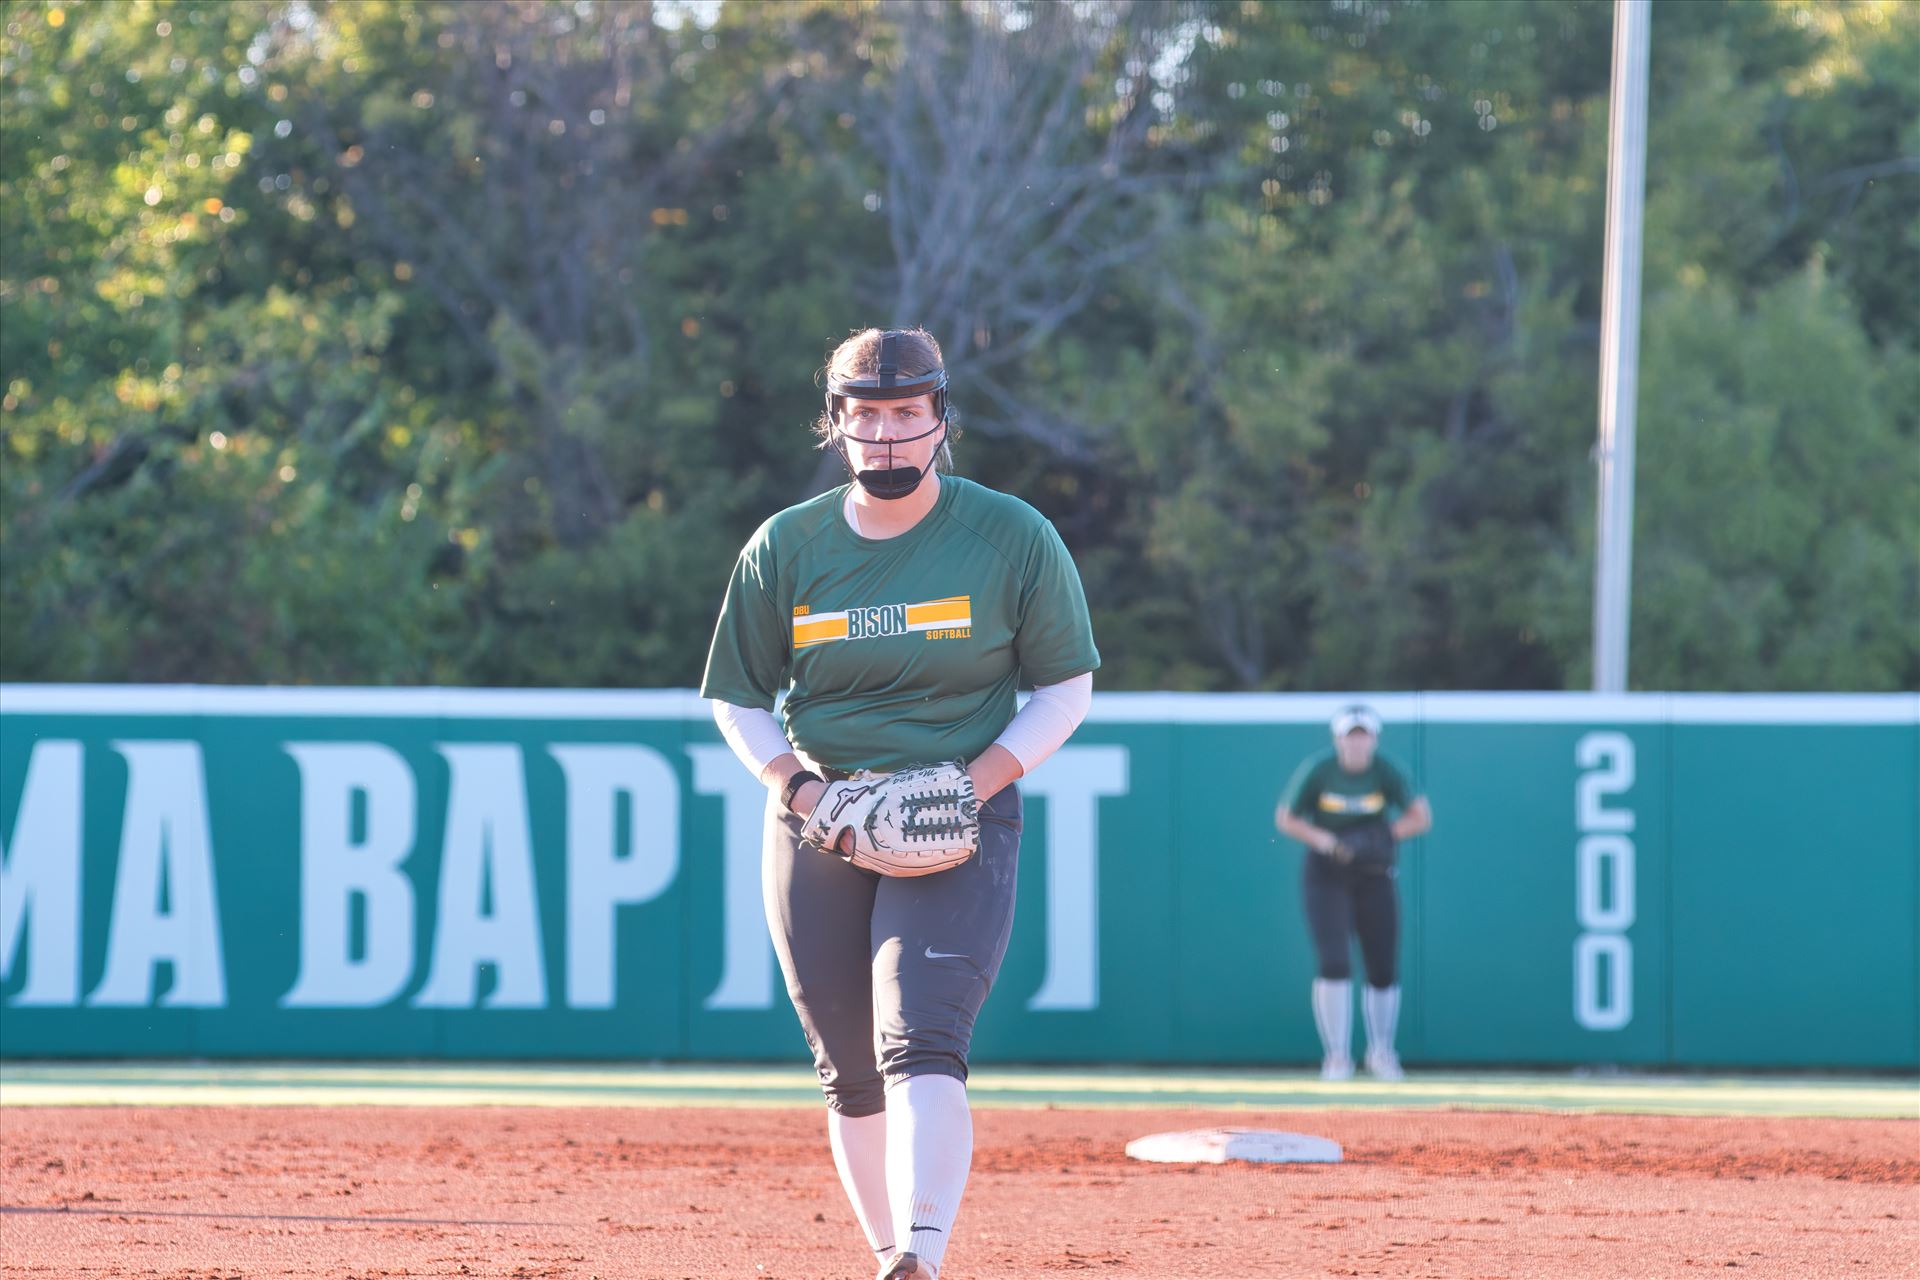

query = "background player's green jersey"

[
  {"left": 1282, "top": 751, "right": 1414, "bottom": 833},
  {"left": 701, "top": 476, "right": 1100, "bottom": 772}
]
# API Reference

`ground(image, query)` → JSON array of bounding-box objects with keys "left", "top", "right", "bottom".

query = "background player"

[
  {"left": 1275, "top": 705, "right": 1434, "bottom": 1081},
  {"left": 702, "top": 327, "right": 1100, "bottom": 1280}
]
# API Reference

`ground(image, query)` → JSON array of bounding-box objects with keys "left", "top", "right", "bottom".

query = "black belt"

[{"left": 816, "top": 762, "right": 961, "bottom": 782}]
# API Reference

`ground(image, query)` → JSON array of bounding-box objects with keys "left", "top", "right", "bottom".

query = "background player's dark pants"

[
  {"left": 763, "top": 786, "right": 1023, "bottom": 1118},
  {"left": 1302, "top": 854, "right": 1398, "bottom": 987}
]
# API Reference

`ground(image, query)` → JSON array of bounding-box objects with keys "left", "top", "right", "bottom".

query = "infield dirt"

[{"left": 3, "top": 1105, "right": 1914, "bottom": 1279}]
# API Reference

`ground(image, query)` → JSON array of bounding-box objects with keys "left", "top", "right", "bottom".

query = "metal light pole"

[{"left": 1592, "top": 0, "right": 1651, "bottom": 693}]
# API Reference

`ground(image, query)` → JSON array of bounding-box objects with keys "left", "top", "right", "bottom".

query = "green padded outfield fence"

[{"left": 2, "top": 687, "right": 1915, "bottom": 1069}]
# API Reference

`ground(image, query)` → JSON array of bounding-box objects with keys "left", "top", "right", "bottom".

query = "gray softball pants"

[{"left": 762, "top": 786, "right": 1023, "bottom": 1117}]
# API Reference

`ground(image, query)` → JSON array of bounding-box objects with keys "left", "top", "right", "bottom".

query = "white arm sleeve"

[
  {"left": 991, "top": 671, "right": 1093, "bottom": 774},
  {"left": 711, "top": 699, "right": 796, "bottom": 781}
]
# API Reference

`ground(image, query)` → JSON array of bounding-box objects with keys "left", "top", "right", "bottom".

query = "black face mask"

[
  {"left": 834, "top": 417, "right": 948, "bottom": 501},
  {"left": 823, "top": 330, "right": 952, "bottom": 501}
]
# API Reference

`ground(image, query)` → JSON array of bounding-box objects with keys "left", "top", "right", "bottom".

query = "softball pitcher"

[
  {"left": 1275, "top": 705, "right": 1433, "bottom": 1081},
  {"left": 702, "top": 327, "right": 1100, "bottom": 1280}
]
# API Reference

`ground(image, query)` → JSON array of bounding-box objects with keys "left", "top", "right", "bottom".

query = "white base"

[{"left": 1124, "top": 1128, "right": 1343, "bottom": 1165}]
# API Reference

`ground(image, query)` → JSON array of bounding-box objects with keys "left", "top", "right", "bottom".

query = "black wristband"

[{"left": 781, "top": 769, "right": 824, "bottom": 814}]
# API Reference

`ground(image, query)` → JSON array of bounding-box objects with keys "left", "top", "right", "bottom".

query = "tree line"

[{"left": 3, "top": 0, "right": 1914, "bottom": 691}]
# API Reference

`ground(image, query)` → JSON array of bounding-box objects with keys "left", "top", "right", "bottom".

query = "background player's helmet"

[{"left": 1331, "top": 705, "right": 1382, "bottom": 739}]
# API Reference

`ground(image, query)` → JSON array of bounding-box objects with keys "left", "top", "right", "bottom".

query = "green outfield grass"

[{"left": 1, "top": 1062, "right": 1913, "bottom": 1118}]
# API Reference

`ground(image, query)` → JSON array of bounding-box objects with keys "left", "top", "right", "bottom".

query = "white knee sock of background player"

[
  {"left": 886, "top": 1073, "right": 971, "bottom": 1276},
  {"left": 1363, "top": 983, "right": 1400, "bottom": 1060},
  {"left": 1312, "top": 978, "right": 1353, "bottom": 1066},
  {"left": 827, "top": 1109, "right": 894, "bottom": 1262}
]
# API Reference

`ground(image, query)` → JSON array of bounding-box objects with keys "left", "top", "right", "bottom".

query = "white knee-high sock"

[
  {"left": 1312, "top": 978, "right": 1353, "bottom": 1063},
  {"left": 827, "top": 1109, "right": 893, "bottom": 1260},
  {"left": 1364, "top": 983, "right": 1400, "bottom": 1054},
  {"left": 886, "top": 1073, "right": 971, "bottom": 1275}
]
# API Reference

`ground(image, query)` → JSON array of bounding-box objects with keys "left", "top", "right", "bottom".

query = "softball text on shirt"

[{"left": 701, "top": 476, "right": 1101, "bottom": 772}]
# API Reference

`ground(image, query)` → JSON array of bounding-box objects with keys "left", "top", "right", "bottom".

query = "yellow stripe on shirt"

[
  {"left": 793, "top": 611, "right": 849, "bottom": 648},
  {"left": 905, "top": 596, "right": 972, "bottom": 629}
]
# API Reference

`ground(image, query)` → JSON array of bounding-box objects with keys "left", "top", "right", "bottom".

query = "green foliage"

[
  {"left": 3, "top": 0, "right": 1914, "bottom": 690},
  {"left": 1574, "top": 268, "right": 1917, "bottom": 691}
]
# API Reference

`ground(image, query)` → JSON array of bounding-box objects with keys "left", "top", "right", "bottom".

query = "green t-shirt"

[
  {"left": 700, "top": 476, "right": 1101, "bottom": 772},
  {"left": 1281, "top": 751, "right": 1415, "bottom": 833}
]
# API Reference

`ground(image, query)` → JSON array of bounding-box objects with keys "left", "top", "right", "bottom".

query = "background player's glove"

[
  {"left": 1335, "top": 818, "right": 1398, "bottom": 874},
  {"left": 800, "top": 761, "right": 980, "bottom": 877}
]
